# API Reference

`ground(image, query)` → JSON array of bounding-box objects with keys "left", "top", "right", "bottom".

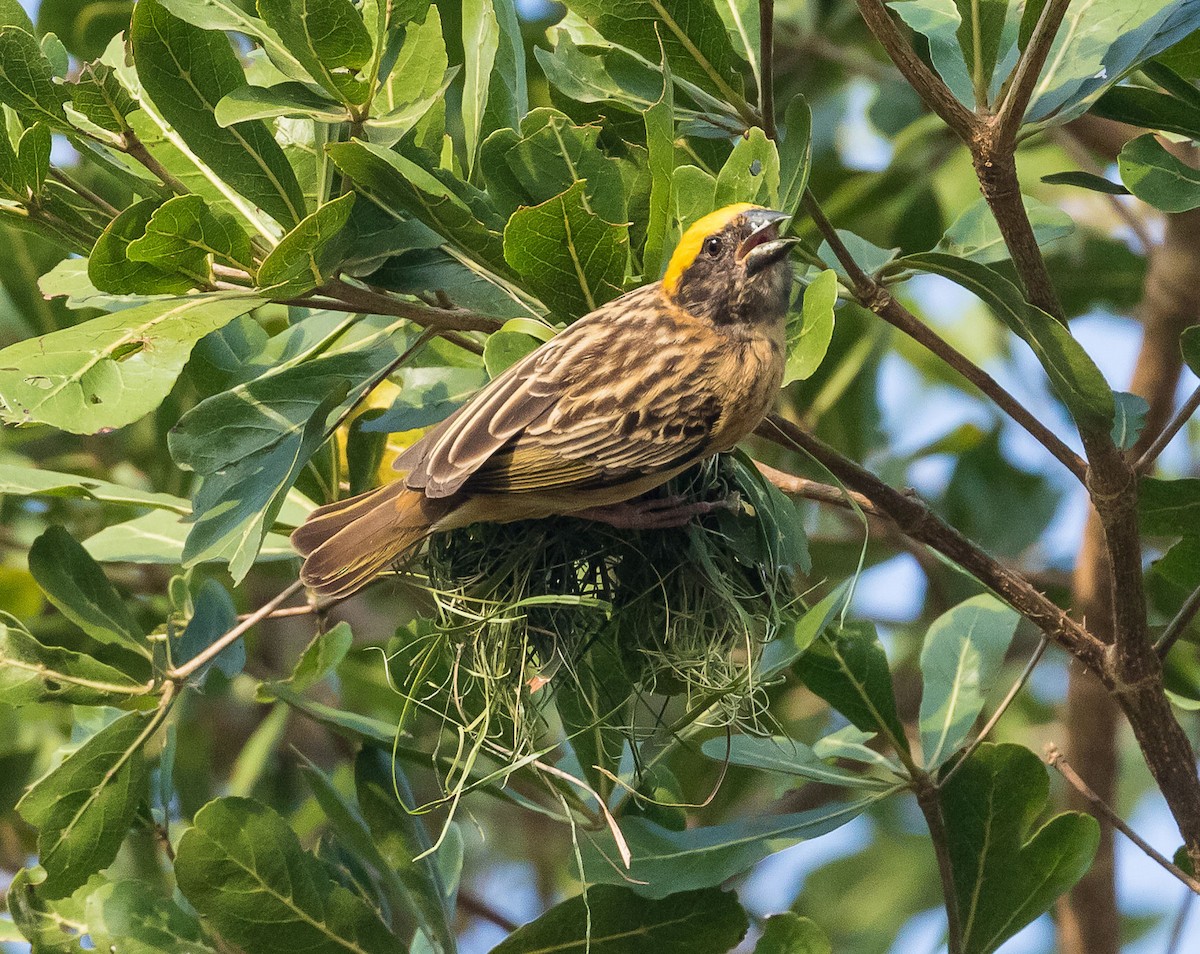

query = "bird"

[{"left": 292, "top": 203, "right": 797, "bottom": 600}]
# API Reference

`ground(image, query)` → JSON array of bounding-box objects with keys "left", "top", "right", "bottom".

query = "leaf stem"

[{"left": 914, "top": 776, "right": 964, "bottom": 954}]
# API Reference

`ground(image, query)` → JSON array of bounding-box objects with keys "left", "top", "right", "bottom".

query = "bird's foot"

[{"left": 572, "top": 494, "right": 739, "bottom": 530}]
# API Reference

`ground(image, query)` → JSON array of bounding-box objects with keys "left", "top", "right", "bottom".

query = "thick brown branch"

[{"left": 757, "top": 415, "right": 1107, "bottom": 670}]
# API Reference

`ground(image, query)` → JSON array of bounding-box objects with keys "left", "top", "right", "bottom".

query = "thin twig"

[
  {"left": 758, "top": 0, "right": 776, "bottom": 139},
  {"left": 802, "top": 189, "right": 1088, "bottom": 481},
  {"left": 753, "top": 460, "right": 881, "bottom": 514},
  {"left": 48, "top": 167, "right": 121, "bottom": 218},
  {"left": 1165, "top": 891, "right": 1195, "bottom": 954},
  {"left": 1136, "top": 383, "right": 1200, "bottom": 474},
  {"left": 995, "top": 0, "right": 1072, "bottom": 141},
  {"left": 1045, "top": 745, "right": 1200, "bottom": 895},
  {"left": 121, "top": 130, "right": 189, "bottom": 196},
  {"left": 939, "top": 636, "right": 1050, "bottom": 787},
  {"left": 169, "top": 580, "right": 305, "bottom": 682},
  {"left": 1155, "top": 584, "right": 1200, "bottom": 659},
  {"left": 458, "top": 891, "right": 520, "bottom": 933}
]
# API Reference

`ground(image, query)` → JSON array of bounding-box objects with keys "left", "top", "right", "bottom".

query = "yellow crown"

[{"left": 662, "top": 202, "right": 759, "bottom": 293}]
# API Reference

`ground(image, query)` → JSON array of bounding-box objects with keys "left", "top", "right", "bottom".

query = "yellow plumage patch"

[{"left": 662, "top": 202, "right": 759, "bottom": 293}]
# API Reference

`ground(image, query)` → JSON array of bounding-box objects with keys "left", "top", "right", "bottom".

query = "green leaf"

[
  {"left": 461, "top": 0, "right": 499, "bottom": 176},
  {"left": 363, "top": 365, "right": 485, "bottom": 433},
  {"left": 715, "top": 127, "right": 780, "bottom": 208},
  {"left": 91, "top": 198, "right": 203, "bottom": 294},
  {"left": 1040, "top": 170, "right": 1131, "bottom": 195},
  {"left": 796, "top": 622, "right": 910, "bottom": 756},
  {"left": 1094, "top": 84, "right": 1200, "bottom": 139},
  {"left": 503, "top": 180, "right": 629, "bottom": 320},
  {"left": 890, "top": 0, "right": 975, "bottom": 105},
  {"left": 935, "top": 195, "right": 1073, "bottom": 264},
  {"left": 328, "top": 139, "right": 508, "bottom": 274},
  {"left": 127, "top": 194, "right": 256, "bottom": 277},
  {"left": 131, "top": 0, "right": 307, "bottom": 229},
  {"left": 818, "top": 230, "right": 897, "bottom": 283},
  {"left": 283, "top": 622, "right": 354, "bottom": 692},
  {"left": 778, "top": 96, "right": 812, "bottom": 215},
  {"left": 1111, "top": 391, "right": 1150, "bottom": 450},
  {"left": 753, "top": 914, "right": 831, "bottom": 954},
  {"left": 643, "top": 52, "right": 676, "bottom": 281},
  {"left": 674, "top": 164, "right": 717, "bottom": 230},
  {"left": 1026, "top": 1, "right": 1200, "bottom": 125},
  {"left": 83, "top": 509, "right": 296, "bottom": 565},
  {"left": 0, "top": 26, "right": 71, "bottom": 128},
  {"left": 355, "top": 747, "right": 457, "bottom": 954},
  {"left": 534, "top": 32, "right": 663, "bottom": 114},
  {"left": 67, "top": 62, "right": 136, "bottom": 134},
  {"left": 84, "top": 881, "right": 216, "bottom": 954},
  {"left": 0, "top": 617, "right": 148, "bottom": 706},
  {"left": 0, "top": 461, "right": 190, "bottom": 513},
  {"left": 783, "top": 269, "right": 837, "bottom": 386},
  {"left": 370, "top": 6, "right": 450, "bottom": 146},
  {"left": 756, "top": 581, "right": 851, "bottom": 678},
  {"left": 256, "top": 0, "right": 373, "bottom": 107},
  {"left": 918, "top": 594, "right": 1019, "bottom": 769},
  {"left": 566, "top": 0, "right": 746, "bottom": 105},
  {"left": 18, "top": 711, "right": 155, "bottom": 898},
  {"left": 216, "top": 82, "right": 349, "bottom": 125},
  {"left": 28, "top": 525, "right": 149, "bottom": 659},
  {"left": 18, "top": 123, "right": 50, "bottom": 195},
  {"left": 1119, "top": 132, "right": 1200, "bottom": 212},
  {"left": 492, "top": 886, "right": 747, "bottom": 954},
  {"left": 175, "top": 797, "right": 398, "bottom": 954},
  {"left": 258, "top": 193, "right": 357, "bottom": 296},
  {"left": 154, "top": 0, "right": 310, "bottom": 82},
  {"left": 900, "top": 251, "right": 1115, "bottom": 430},
  {"left": 485, "top": 0, "right": 528, "bottom": 138},
  {"left": 483, "top": 328, "right": 541, "bottom": 375},
  {"left": 0, "top": 294, "right": 264, "bottom": 433},
  {"left": 700, "top": 735, "right": 897, "bottom": 789},
  {"left": 941, "top": 743, "right": 1099, "bottom": 954},
  {"left": 1140, "top": 476, "right": 1200, "bottom": 535},
  {"left": 580, "top": 796, "right": 880, "bottom": 897}
]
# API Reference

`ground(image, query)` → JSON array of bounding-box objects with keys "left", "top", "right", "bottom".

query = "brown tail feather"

[{"left": 292, "top": 483, "right": 454, "bottom": 600}]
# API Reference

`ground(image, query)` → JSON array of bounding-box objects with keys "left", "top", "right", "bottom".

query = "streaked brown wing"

[{"left": 395, "top": 285, "right": 721, "bottom": 498}]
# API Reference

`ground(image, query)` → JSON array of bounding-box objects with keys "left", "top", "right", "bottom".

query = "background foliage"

[{"left": 3, "top": 0, "right": 1200, "bottom": 952}]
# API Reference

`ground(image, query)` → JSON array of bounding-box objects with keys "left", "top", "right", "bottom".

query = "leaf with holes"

[{"left": 0, "top": 295, "right": 263, "bottom": 433}]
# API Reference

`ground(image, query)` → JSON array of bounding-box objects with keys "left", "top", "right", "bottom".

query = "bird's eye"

[{"left": 703, "top": 236, "right": 723, "bottom": 257}]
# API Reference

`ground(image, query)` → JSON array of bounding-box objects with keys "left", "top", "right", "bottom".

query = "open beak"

[{"left": 738, "top": 208, "right": 798, "bottom": 276}]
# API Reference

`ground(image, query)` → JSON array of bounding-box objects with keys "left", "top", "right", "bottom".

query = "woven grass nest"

[{"left": 390, "top": 452, "right": 811, "bottom": 767}]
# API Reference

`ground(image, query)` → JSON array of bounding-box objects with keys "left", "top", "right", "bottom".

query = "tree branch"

[
  {"left": 1156, "top": 582, "right": 1200, "bottom": 659},
  {"left": 1045, "top": 745, "right": 1200, "bottom": 895},
  {"left": 756, "top": 414, "right": 1107, "bottom": 670},
  {"left": 853, "top": 0, "right": 976, "bottom": 140},
  {"left": 759, "top": 0, "right": 777, "bottom": 139},
  {"left": 803, "top": 190, "right": 1088, "bottom": 481},
  {"left": 1136, "top": 383, "right": 1200, "bottom": 474},
  {"left": 995, "top": 0, "right": 1071, "bottom": 140}
]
